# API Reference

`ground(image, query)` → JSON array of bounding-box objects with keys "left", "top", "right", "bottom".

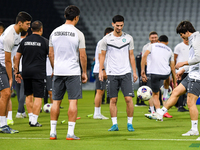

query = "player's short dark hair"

[
  {"left": 64, "top": 5, "right": 80, "bottom": 21},
  {"left": 149, "top": 31, "right": 158, "bottom": 37},
  {"left": 158, "top": 35, "right": 168, "bottom": 42},
  {"left": 104, "top": 27, "right": 113, "bottom": 36},
  {"left": 112, "top": 15, "right": 124, "bottom": 23},
  {"left": 176, "top": 21, "right": 196, "bottom": 34},
  {"left": 31, "top": 20, "right": 43, "bottom": 32},
  {"left": 16, "top": 11, "right": 32, "bottom": 24},
  {"left": 0, "top": 21, "right": 5, "bottom": 28}
]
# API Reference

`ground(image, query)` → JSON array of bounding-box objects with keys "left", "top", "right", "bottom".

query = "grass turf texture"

[{"left": 1, "top": 90, "right": 200, "bottom": 150}]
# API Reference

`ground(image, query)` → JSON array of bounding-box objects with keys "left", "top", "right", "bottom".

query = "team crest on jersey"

[{"left": 122, "top": 38, "right": 126, "bottom": 43}]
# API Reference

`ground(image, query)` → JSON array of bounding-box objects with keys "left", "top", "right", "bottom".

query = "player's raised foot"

[
  {"left": 50, "top": 133, "right": 57, "bottom": 140},
  {"left": 30, "top": 122, "right": 42, "bottom": 127},
  {"left": 66, "top": 134, "right": 80, "bottom": 140},
  {"left": 100, "top": 114, "right": 109, "bottom": 120},
  {"left": 182, "top": 129, "right": 199, "bottom": 136},
  {"left": 108, "top": 124, "right": 119, "bottom": 131},
  {"left": 93, "top": 114, "right": 102, "bottom": 119},
  {"left": 163, "top": 112, "right": 172, "bottom": 118},
  {"left": 7, "top": 119, "right": 14, "bottom": 125},
  {"left": 0, "top": 125, "right": 19, "bottom": 134},
  {"left": 127, "top": 123, "right": 135, "bottom": 132}
]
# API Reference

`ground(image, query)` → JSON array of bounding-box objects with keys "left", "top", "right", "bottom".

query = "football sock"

[
  {"left": 127, "top": 117, "right": 133, "bottom": 124},
  {"left": 28, "top": 113, "right": 33, "bottom": 122},
  {"left": 111, "top": 117, "right": 117, "bottom": 125},
  {"left": 163, "top": 88, "right": 168, "bottom": 98},
  {"left": 94, "top": 107, "right": 100, "bottom": 116},
  {"left": 150, "top": 106, "right": 155, "bottom": 114},
  {"left": 160, "top": 107, "right": 168, "bottom": 115},
  {"left": 7, "top": 111, "right": 12, "bottom": 120},
  {"left": 50, "top": 120, "right": 57, "bottom": 135},
  {"left": 0, "top": 116, "right": 7, "bottom": 127},
  {"left": 67, "top": 122, "right": 76, "bottom": 136},
  {"left": 191, "top": 120, "right": 198, "bottom": 131},
  {"left": 31, "top": 114, "right": 38, "bottom": 125}
]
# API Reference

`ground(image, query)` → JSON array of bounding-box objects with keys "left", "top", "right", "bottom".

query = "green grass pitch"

[{"left": 0, "top": 90, "right": 200, "bottom": 150}]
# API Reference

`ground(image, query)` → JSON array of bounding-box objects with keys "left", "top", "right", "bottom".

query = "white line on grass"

[
  {"left": 127, "top": 138, "right": 199, "bottom": 141},
  {"left": 0, "top": 137, "right": 49, "bottom": 140}
]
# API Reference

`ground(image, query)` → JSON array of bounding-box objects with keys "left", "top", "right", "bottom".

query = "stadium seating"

[
  {"left": 65, "top": 0, "right": 200, "bottom": 55},
  {"left": 1, "top": 0, "right": 200, "bottom": 75}
]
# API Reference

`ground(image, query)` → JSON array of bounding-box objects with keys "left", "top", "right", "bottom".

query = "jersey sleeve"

[
  {"left": 78, "top": 31, "right": 86, "bottom": 49},
  {"left": 49, "top": 33, "right": 53, "bottom": 47},
  {"left": 3, "top": 34, "right": 14, "bottom": 53},
  {"left": 44, "top": 37, "right": 49, "bottom": 55},
  {"left": 146, "top": 44, "right": 152, "bottom": 52},
  {"left": 97, "top": 40, "right": 102, "bottom": 54},
  {"left": 129, "top": 36, "right": 134, "bottom": 50},
  {"left": 188, "top": 36, "right": 200, "bottom": 65},
  {"left": 174, "top": 44, "right": 179, "bottom": 55},
  {"left": 99, "top": 37, "right": 107, "bottom": 51}
]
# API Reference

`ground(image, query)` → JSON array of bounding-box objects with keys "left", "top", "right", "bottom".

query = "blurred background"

[{"left": 1, "top": 0, "right": 200, "bottom": 89}]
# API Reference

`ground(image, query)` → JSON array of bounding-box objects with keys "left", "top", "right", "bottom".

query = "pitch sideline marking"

[
  {"left": 0, "top": 137, "right": 49, "bottom": 140},
  {"left": 127, "top": 138, "right": 200, "bottom": 141},
  {"left": 0, "top": 137, "right": 199, "bottom": 141}
]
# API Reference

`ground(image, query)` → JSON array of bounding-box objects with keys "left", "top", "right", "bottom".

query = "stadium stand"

[
  {"left": 64, "top": 0, "right": 200, "bottom": 56},
  {"left": 1, "top": 0, "right": 200, "bottom": 74}
]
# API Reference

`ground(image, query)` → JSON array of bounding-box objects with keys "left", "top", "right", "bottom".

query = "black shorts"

[
  {"left": 46, "top": 76, "right": 53, "bottom": 91},
  {"left": 149, "top": 74, "right": 170, "bottom": 93},
  {"left": 107, "top": 73, "right": 134, "bottom": 98},
  {"left": 181, "top": 75, "right": 200, "bottom": 97},
  {"left": 23, "top": 78, "right": 46, "bottom": 98},
  {"left": 94, "top": 73, "right": 106, "bottom": 90},
  {"left": 52, "top": 75, "right": 82, "bottom": 100}
]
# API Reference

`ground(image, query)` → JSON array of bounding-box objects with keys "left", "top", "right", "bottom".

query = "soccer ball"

[
  {"left": 43, "top": 103, "right": 52, "bottom": 113},
  {"left": 137, "top": 86, "right": 152, "bottom": 101},
  {"left": 160, "top": 85, "right": 172, "bottom": 95}
]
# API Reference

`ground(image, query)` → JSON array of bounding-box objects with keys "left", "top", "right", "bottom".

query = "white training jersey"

[
  {"left": 187, "top": 31, "right": 200, "bottom": 80},
  {"left": 0, "top": 24, "right": 21, "bottom": 67},
  {"left": 100, "top": 31, "right": 134, "bottom": 75},
  {"left": 93, "top": 39, "right": 107, "bottom": 73},
  {"left": 142, "top": 42, "right": 151, "bottom": 74},
  {"left": 147, "top": 43, "right": 174, "bottom": 75},
  {"left": 174, "top": 42, "right": 189, "bottom": 73},
  {"left": 46, "top": 56, "right": 52, "bottom": 76},
  {"left": 49, "top": 24, "right": 85, "bottom": 76}
]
